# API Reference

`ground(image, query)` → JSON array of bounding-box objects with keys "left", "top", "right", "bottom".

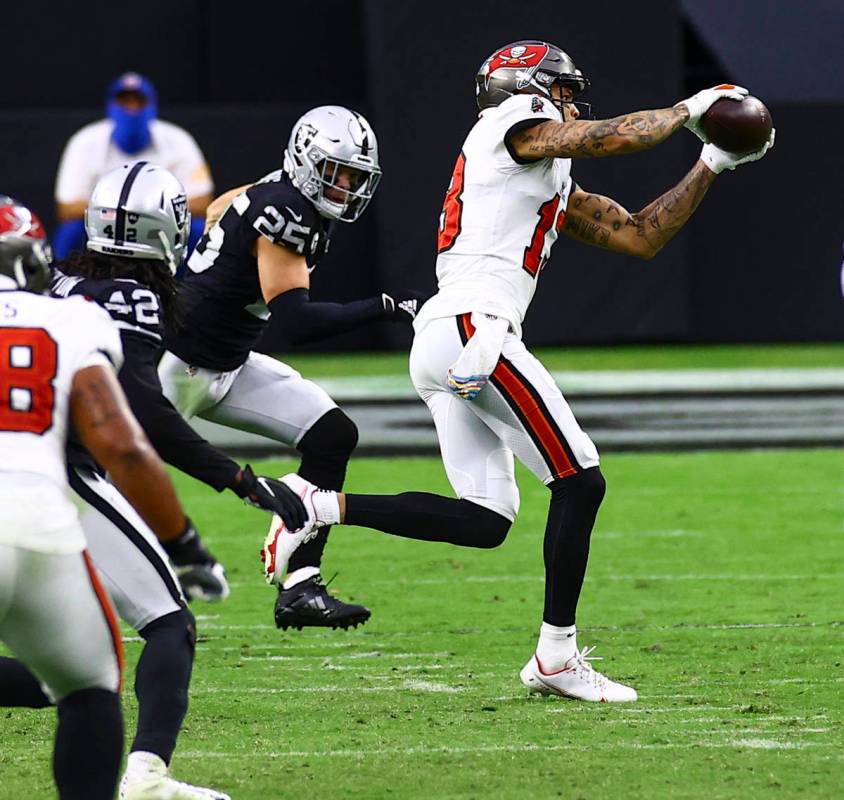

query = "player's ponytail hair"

[{"left": 59, "top": 249, "right": 183, "bottom": 329}]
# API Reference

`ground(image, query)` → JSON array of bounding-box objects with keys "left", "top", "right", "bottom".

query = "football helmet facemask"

[
  {"left": 283, "top": 106, "right": 382, "bottom": 223},
  {"left": 0, "top": 237, "right": 52, "bottom": 294},
  {"left": 476, "top": 40, "right": 590, "bottom": 116},
  {"left": 85, "top": 161, "right": 190, "bottom": 275}
]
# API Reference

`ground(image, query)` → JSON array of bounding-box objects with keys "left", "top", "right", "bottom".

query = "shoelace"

[
  {"left": 567, "top": 645, "right": 608, "bottom": 688},
  {"left": 320, "top": 571, "right": 339, "bottom": 590}
]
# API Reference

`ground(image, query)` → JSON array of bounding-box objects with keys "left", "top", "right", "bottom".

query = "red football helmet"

[{"left": 0, "top": 195, "right": 48, "bottom": 243}]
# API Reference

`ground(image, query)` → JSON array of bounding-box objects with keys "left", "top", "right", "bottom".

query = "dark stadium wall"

[
  {"left": 3, "top": 1, "right": 842, "bottom": 346},
  {"left": 361, "top": 0, "right": 691, "bottom": 347}
]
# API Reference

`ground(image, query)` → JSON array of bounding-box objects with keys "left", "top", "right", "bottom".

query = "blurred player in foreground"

[
  {"left": 159, "top": 106, "right": 425, "bottom": 631},
  {"left": 0, "top": 175, "right": 297, "bottom": 797},
  {"left": 0, "top": 232, "right": 180, "bottom": 798},
  {"left": 265, "top": 41, "right": 774, "bottom": 702}
]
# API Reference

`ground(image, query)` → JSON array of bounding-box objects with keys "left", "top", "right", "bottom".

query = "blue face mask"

[{"left": 108, "top": 99, "right": 157, "bottom": 154}]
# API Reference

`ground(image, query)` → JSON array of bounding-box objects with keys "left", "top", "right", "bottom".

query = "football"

[{"left": 701, "top": 95, "right": 773, "bottom": 154}]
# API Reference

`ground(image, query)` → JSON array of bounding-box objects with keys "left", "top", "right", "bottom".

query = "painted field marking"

[
  {"left": 176, "top": 738, "right": 839, "bottom": 760},
  {"left": 186, "top": 619, "right": 839, "bottom": 635},
  {"left": 192, "top": 683, "right": 464, "bottom": 695},
  {"left": 239, "top": 650, "right": 453, "bottom": 662},
  {"left": 226, "top": 572, "right": 843, "bottom": 590}
]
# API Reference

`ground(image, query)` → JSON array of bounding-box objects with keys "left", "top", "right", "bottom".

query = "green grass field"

[
  {"left": 282, "top": 342, "right": 844, "bottom": 378},
  {"left": 2, "top": 448, "right": 841, "bottom": 799}
]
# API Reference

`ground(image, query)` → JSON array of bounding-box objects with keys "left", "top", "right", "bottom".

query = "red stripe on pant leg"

[
  {"left": 83, "top": 551, "right": 124, "bottom": 692},
  {"left": 460, "top": 313, "right": 475, "bottom": 342},
  {"left": 492, "top": 361, "right": 577, "bottom": 479}
]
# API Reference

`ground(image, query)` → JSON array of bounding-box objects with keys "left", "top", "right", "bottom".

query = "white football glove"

[
  {"left": 445, "top": 312, "right": 509, "bottom": 402},
  {"left": 677, "top": 84, "right": 749, "bottom": 142},
  {"left": 699, "top": 129, "right": 775, "bottom": 174}
]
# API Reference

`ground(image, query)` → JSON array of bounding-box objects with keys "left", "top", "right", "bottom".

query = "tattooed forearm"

[
  {"left": 513, "top": 106, "right": 689, "bottom": 159},
  {"left": 563, "top": 160, "right": 716, "bottom": 258},
  {"left": 631, "top": 160, "right": 715, "bottom": 255}
]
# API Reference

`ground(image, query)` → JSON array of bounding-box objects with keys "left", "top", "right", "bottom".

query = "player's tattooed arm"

[
  {"left": 562, "top": 161, "right": 716, "bottom": 259},
  {"left": 510, "top": 106, "right": 689, "bottom": 160}
]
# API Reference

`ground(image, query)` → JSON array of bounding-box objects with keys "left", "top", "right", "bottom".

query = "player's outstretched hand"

[
  {"left": 678, "top": 84, "right": 749, "bottom": 142},
  {"left": 700, "top": 129, "right": 775, "bottom": 174},
  {"left": 381, "top": 290, "right": 429, "bottom": 323},
  {"left": 234, "top": 465, "right": 308, "bottom": 531}
]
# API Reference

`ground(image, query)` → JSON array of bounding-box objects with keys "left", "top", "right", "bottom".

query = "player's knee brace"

[
  {"left": 297, "top": 407, "right": 359, "bottom": 490},
  {"left": 549, "top": 466, "right": 606, "bottom": 511}
]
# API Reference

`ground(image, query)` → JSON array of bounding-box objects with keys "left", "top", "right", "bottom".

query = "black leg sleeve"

[
  {"left": 344, "top": 492, "right": 511, "bottom": 549},
  {"left": 54, "top": 687, "right": 123, "bottom": 800},
  {"left": 290, "top": 408, "right": 358, "bottom": 571},
  {"left": 131, "top": 609, "right": 196, "bottom": 764},
  {"left": 542, "top": 467, "right": 606, "bottom": 627},
  {"left": 0, "top": 656, "right": 52, "bottom": 707}
]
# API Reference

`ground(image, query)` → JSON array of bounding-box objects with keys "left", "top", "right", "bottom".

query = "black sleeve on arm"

[
  {"left": 118, "top": 334, "right": 241, "bottom": 492},
  {"left": 268, "top": 287, "right": 385, "bottom": 345}
]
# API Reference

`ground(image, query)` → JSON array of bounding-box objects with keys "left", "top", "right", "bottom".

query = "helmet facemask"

[
  {"left": 0, "top": 237, "right": 52, "bottom": 294},
  {"left": 535, "top": 70, "right": 593, "bottom": 119},
  {"left": 283, "top": 106, "right": 382, "bottom": 223},
  {"left": 310, "top": 155, "right": 381, "bottom": 223}
]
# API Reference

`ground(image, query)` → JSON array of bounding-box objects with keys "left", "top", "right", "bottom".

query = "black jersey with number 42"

[
  {"left": 165, "top": 170, "right": 332, "bottom": 372},
  {"left": 51, "top": 270, "right": 242, "bottom": 490}
]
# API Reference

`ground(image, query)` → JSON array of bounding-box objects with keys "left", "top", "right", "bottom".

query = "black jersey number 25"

[{"left": 254, "top": 206, "right": 311, "bottom": 254}]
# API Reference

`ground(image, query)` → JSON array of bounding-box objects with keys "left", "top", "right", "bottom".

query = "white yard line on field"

[
  {"left": 177, "top": 619, "right": 838, "bottom": 637},
  {"left": 176, "top": 738, "right": 837, "bottom": 760},
  {"left": 226, "top": 573, "right": 843, "bottom": 589},
  {"left": 239, "top": 651, "right": 453, "bottom": 662},
  {"left": 192, "top": 682, "right": 464, "bottom": 695}
]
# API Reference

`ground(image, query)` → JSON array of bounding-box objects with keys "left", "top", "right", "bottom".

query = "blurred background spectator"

[{"left": 52, "top": 72, "right": 212, "bottom": 259}]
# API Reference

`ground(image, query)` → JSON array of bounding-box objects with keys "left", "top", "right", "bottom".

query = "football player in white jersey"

[
  {"left": 264, "top": 41, "right": 774, "bottom": 703},
  {"left": 0, "top": 234, "right": 189, "bottom": 798},
  {"left": 0, "top": 177, "right": 252, "bottom": 799}
]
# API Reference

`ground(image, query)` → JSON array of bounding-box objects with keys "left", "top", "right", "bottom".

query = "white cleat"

[
  {"left": 119, "top": 758, "right": 230, "bottom": 799},
  {"left": 519, "top": 646, "right": 638, "bottom": 703},
  {"left": 260, "top": 474, "right": 339, "bottom": 585}
]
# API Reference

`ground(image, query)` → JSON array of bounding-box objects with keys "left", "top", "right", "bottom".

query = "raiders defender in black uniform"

[
  {"left": 159, "top": 105, "right": 425, "bottom": 630},
  {"left": 3, "top": 163, "right": 306, "bottom": 800}
]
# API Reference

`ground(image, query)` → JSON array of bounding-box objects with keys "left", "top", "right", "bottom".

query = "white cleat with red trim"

[
  {"left": 260, "top": 474, "right": 339, "bottom": 585},
  {"left": 519, "top": 646, "right": 638, "bottom": 703}
]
